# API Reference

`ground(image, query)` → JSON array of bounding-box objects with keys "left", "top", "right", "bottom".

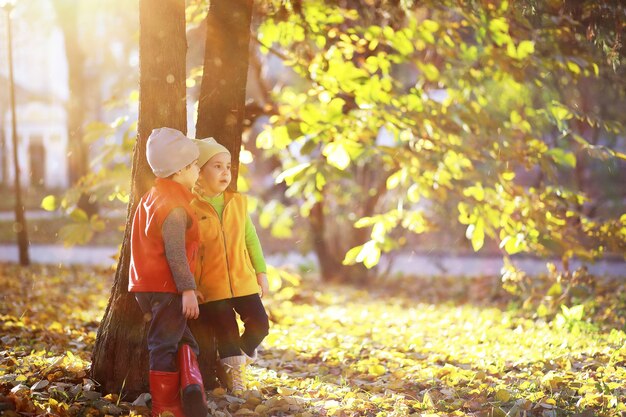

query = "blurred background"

[{"left": 0, "top": 0, "right": 625, "bottom": 282}]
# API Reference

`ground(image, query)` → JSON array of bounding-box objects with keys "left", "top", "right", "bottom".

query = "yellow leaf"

[
  {"left": 368, "top": 364, "right": 386, "bottom": 376},
  {"left": 323, "top": 142, "right": 351, "bottom": 170},
  {"left": 49, "top": 322, "right": 63, "bottom": 332},
  {"left": 495, "top": 388, "right": 511, "bottom": 402},
  {"left": 41, "top": 195, "right": 57, "bottom": 211},
  {"left": 422, "top": 391, "right": 435, "bottom": 407}
]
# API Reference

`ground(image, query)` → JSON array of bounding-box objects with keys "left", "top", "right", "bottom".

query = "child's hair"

[{"left": 147, "top": 127, "right": 199, "bottom": 178}]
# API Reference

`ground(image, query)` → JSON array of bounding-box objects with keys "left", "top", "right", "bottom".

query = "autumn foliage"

[{"left": 1, "top": 263, "right": 625, "bottom": 416}]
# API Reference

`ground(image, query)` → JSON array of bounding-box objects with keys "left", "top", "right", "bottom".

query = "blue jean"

[
  {"left": 198, "top": 293, "right": 269, "bottom": 359},
  {"left": 135, "top": 292, "right": 199, "bottom": 372}
]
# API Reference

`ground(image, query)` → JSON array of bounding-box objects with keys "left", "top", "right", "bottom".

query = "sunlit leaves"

[
  {"left": 257, "top": 126, "right": 291, "bottom": 150},
  {"left": 275, "top": 163, "right": 310, "bottom": 186},
  {"left": 466, "top": 218, "right": 485, "bottom": 251},
  {"left": 343, "top": 240, "right": 381, "bottom": 269},
  {"left": 545, "top": 148, "right": 576, "bottom": 168},
  {"left": 257, "top": 200, "right": 295, "bottom": 238},
  {"left": 322, "top": 142, "right": 351, "bottom": 170},
  {"left": 251, "top": 0, "right": 626, "bottom": 273},
  {"left": 489, "top": 18, "right": 511, "bottom": 46}
]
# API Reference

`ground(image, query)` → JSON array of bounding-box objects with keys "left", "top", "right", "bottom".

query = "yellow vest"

[{"left": 192, "top": 192, "right": 259, "bottom": 303}]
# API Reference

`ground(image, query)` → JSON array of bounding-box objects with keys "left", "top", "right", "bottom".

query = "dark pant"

[
  {"left": 198, "top": 293, "right": 269, "bottom": 359},
  {"left": 135, "top": 292, "right": 199, "bottom": 372}
]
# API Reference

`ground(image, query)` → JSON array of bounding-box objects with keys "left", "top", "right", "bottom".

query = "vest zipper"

[{"left": 206, "top": 197, "right": 235, "bottom": 298}]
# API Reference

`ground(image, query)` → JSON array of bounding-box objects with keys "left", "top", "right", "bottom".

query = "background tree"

[
  {"left": 254, "top": 0, "right": 626, "bottom": 282},
  {"left": 91, "top": 0, "right": 188, "bottom": 396},
  {"left": 195, "top": 0, "right": 253, "bottom": 187},
  {"left": 51, "top": 1, "right": 89, "bottom": 200}
]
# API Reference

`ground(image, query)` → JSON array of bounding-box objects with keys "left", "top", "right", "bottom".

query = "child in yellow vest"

[{"left": 191, "top": 138, "right": 269, "bottom": 393}]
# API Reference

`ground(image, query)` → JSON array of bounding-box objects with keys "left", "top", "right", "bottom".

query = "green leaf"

[
  {"left": 489, "top": 18, "right": 511, "bottom": 46},
  {"left": 549, "top": 103, "right": 573, "bottom": 123},
  {"left": 546, "top": 148, "right": 576, "bottom": 168},
  {"left": 517, "top": 40, "right": 534, "bottom": 59},
  {"left": 275, "top": 163, "right": 310, "bottom": 186}
]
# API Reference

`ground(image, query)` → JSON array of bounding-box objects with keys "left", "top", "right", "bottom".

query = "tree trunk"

[
  {"left": 310, "top": 199, "right": 344, "bottom": 282},
  {"left": 5, "top": 7, "right": 30, "bottom": 266},
  {"left": 53, "top": 0, "right": 99, "bottom": 215},
  {"left": 195, "top": 0, "right": 253, "bottom": 190},
  {"left": 91, "top": 0, "right": 188, "bottom": 398},
  {"left": 193, "top": 0, "right": 253, "bottom": 387},
  {"left": 310, "top": 166, "right": 386, "bottom": 283},
  {"left": 52, "top": 1, "right": 87, "bottom": 184},
  {"left": 0, "top": 121, "right": 7, "bottom": 186}
]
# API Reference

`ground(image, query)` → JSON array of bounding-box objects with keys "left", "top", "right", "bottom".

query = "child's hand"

[
  {"left": 257, "top": 273, "right": 269, "bottom": 298},
  {"left": 194, "top": 289, "right": 205, "bottom": 303},
  {"left": 182, "top": 290, "right": 199, "bottom": 319}
]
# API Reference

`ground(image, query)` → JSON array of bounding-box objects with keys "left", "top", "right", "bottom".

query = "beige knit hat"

[
  {"left": 147, "top": 127, "right": 199, "bottom": 178},
  {"left": 192, "top": 137, "right": 230, "bottom": 168}
]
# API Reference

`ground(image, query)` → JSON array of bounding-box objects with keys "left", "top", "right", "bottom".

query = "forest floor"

[{"left": 1, "top": 263, "right": 625, "bottom": 417}]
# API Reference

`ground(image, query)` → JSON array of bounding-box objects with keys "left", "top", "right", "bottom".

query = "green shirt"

[{"left": 202, "top": 193, "right": 267, "bottom": 274}]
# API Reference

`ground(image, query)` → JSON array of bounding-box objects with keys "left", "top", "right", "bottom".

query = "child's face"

[
  {"left": 199, "top": 152, "right": 232, "bottom": 196},
  {"left": 172, "top": 160, "right": 200, "bottom": 190}
]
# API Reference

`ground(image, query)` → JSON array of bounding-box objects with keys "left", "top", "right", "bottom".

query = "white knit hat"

[
  {"left": 192, "top": 137, "right": 230, "bottom": 168},
  {"left": 147, "top": 127, "right": 199, "bottom": 178}
]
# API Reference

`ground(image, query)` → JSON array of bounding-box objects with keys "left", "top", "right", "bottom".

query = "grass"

[{"left": 0, "top": 263, "right": 625, "bottom": 416}]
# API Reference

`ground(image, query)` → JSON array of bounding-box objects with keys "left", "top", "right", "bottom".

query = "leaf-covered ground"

[{"left": 1, "top": 263, "right": 625, "bottom": 417}]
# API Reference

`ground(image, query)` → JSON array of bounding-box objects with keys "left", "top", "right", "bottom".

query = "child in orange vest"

[
  {"left": 129, "top": 127, "right": 208, "bottom": 417},
  {"left": 191, "top": 138, "right": 270, "bottom": 393}
]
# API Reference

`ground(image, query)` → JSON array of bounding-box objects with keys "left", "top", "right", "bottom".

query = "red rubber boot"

[
  {"left": 178, "top": 344, "right": 208, "bottom": 417},
  {"left": 149, "top": 370, "right": 184, "bottom": 417}
]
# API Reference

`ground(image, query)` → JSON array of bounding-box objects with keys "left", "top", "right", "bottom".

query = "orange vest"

[
  {"left": 129, "top": 178, "right": 199, "bottom": 293},
  {"left": 192, "top": 192, "right": 258, "bottom": 302}
]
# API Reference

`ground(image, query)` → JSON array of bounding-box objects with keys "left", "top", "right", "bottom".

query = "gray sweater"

[{"left": 162, "top": 207, "right": 197, "bottom": 292}]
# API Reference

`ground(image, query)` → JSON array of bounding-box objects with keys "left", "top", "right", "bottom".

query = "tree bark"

[
  {"left": 310, "top": 199, "right": 344, "bottom": 282},
  {"left": 195, "top": 0, "right": 253, "bottom": 190},
  {"left": 193, "top": 0, "right": 253, "bottom": 387},
  {"left": 91, "top": 0, "right": 187, "bottom": 398}
]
